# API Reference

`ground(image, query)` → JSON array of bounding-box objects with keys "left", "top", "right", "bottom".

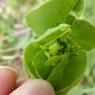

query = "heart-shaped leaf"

[
  {"left": 24, "top": 42, "right": 41, "bottom": 78},
  {"left": 36, "top": 24, "right": 70, "bottom": 46},
  {"left": 70, "top": 19, "right": 95, "bottom": 50},
  {"left": 54, "top": 50, "right": 87, "bottom": 95},
  {"left": 26, "top": 0, "right": 80, "bottom": 36}
]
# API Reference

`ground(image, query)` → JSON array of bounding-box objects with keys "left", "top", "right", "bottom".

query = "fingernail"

[{"left": 10, "top": 79, "right": 55, "bottom": 95}]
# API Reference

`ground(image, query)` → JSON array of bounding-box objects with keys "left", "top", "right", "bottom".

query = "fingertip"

[
  {"left": 29, "top": 79, "right": 55, "bottom": 95},
  {"left": 10, "top": 79, "right": 55, "bottom": 95},
  {"left": 0, "top": 66, "right": 18, "bottom": 78},
  {"left": 0, "top": 66, "right": 18, "bottom": 95}
]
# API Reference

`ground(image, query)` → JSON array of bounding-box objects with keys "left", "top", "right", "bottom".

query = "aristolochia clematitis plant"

[{"left": 24, "top": 0, "right": 95, "bottom": 95}]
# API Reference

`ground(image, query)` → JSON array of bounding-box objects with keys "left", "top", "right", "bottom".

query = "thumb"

[{"left": 10, "top": 79, "right": 55, "bottom": 95}]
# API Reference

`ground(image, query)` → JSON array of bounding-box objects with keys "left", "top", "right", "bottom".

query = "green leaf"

[
  {"left": 33, "top": 53, "right": 64, "bottom": 79},
  {"left": 70, "top": 19, "right": 95, "bottom": 50},
  {"left": 32, "top": 50, "right": 48, "bottom": 79},
  {"left": 36, "top": 24, "right": 70, "bottom": 46},
  {"left": 85, "top": 49, "right": 95, "bottom": 76},
  {"left": 23, "top": 63, "right": 34, "bottom": 78},
  {"left": 24, "top": 42, "right": 41, "bottom": 78},
  {"left": 26, "top": 0, "right": 80, "bottom": 36},
  {"left": 48, "top": 50, "right": 86, "bottom": 95},
  {"left": 47, "top": 53, "right": 68, "bottom": 91}
]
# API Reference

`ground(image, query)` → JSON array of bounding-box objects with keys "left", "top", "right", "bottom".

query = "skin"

[{"left": 0, "top": 66, "right": 55, "bottom": 95}]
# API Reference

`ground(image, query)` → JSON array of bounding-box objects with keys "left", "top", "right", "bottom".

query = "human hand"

[{"left": 0, "top": 66, "right": 55, "bottom": 95}]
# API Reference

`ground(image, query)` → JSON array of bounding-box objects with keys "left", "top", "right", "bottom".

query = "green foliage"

[
  {"left": 70, "top": 19, "right": 95, "bottom": 50},
  {"left": 26, "top": 0, "right": 79, "bottom": 36},
  {"left": 24, "top": 0, "right": 95, "bottom": 95}
]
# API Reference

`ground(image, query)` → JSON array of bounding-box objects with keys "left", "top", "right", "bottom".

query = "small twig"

[{"left": 0, "top": 54, "right": 21, "bottom": 60}]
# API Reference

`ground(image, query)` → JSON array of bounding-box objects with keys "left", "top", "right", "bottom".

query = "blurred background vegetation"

[{"left": 0, "top": 0, "right": 95, "bottom": 95}]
